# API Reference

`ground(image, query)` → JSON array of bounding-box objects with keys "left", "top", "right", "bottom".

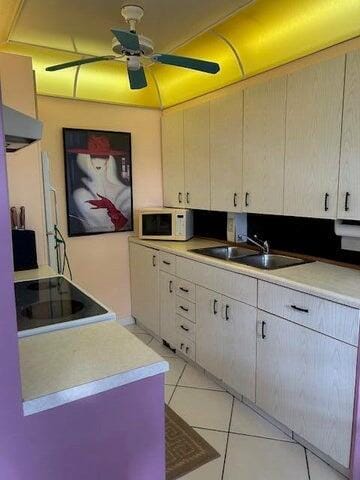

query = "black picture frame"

[{"left": 63, "top": 128, "right": 133, "bottom": 237}]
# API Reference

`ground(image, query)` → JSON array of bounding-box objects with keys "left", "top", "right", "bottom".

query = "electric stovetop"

[{"left": 15, "top": 276, "right": 108, "bottom": 335}]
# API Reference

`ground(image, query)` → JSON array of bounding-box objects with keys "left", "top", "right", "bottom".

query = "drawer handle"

[
  {"left": 345, "top": 192, "right": 351, "bottom": 212},
  {"left": 324, "top": 193, "right": 329, "bottom": 212},
  {"left": 181, "top": 325, "right": 189, "bottom": 332},
  {"left": 169, "top": 280, "right": 173, "bottom": 293},
  {"left": 152, "top": 255, "right": 156, "bottom": 267},
  {"left": 163, "top": 260, "right": 171, "bottom": 265},
  {"left": 186, "top": 346, "right": 189, "bottom": 354},
  {"left": 291, "top": 304, "right": 309, "bottom": 313},
  {"left": 213, "top": 299, "right": 218, "bottom": 315},
  {"left": 180, "top": 305, "right": 189, "bottom": 312},
  {"left": 261, "top": 321, "right": 267, "bottom": 339},
  {"left": 225, "top": 304, "right": 230, "bottom": 321},
  {"left": 180, "top": 343, "right": 184, "bottom": 350},
  {"left": 180, "top": 287, "right": 189, "bottom": 293}
]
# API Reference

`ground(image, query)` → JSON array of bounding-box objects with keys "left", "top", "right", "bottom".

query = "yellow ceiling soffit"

[{"left": 0, "top": 0, "right": 23, "bottom": 43}]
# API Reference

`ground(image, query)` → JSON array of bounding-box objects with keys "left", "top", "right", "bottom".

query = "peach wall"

[
  {"left": 37, "top": 96, "right": 162, "bottom": 319},
  {"left": 0, "top": 52, "right": 47, "bottom": 266}
]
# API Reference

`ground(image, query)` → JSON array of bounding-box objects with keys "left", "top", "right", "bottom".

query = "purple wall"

[{"left": 0, "top": 99, "right": 165, "bottom": 479}]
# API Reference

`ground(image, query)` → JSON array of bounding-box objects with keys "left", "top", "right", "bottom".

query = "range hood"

[{"left": 3, "top": 105, "right": 43, "bottom": 152}]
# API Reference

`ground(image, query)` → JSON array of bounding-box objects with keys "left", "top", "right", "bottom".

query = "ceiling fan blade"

[
  {"left": 111, "top": 28, "right": 140, "bottom": 52},
  {"left": 46, "top": 55, "right": 115, "bottom": 71},
  {"left": 152, "top": 54, "right": 220, "bottom": 74},
  {"left": 128, "top": 66, "right": 147, "bottom": 90}
]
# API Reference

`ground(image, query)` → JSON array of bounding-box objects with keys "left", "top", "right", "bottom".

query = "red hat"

[{"left": 68, "top": 135, "right": 125, "bottom": 156}]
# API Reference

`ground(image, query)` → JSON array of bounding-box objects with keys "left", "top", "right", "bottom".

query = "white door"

[
  {"left": 162, "top": 110, "right": 185, "bottom": 207},
  {"left": 284, "top": 56, "right": 345, "bottom": 218},
  {"left": 159, "top": 271, "right": 176, "bottom": 346},
  {"left": 184, "top": 103, "right": 210, "bottom": 209},
  {"left": 338, "top": 51, "right": 360, "bottom": 220},
  {"left": 222, "top": 296, "right": 257, "bottom": 402},
  {"left": 129, "top": 243, "right": 159, "bottom": 335},
  {"left": 243, "top": 77, "right": 287, "bottom": 214},
  {"left": 257, "top": 311, "right": 356, "bottom": 468},
  {"left": 196, "top": 286, "right": 223, "bottom": 380},
  {"left": 210, "top": 92, "right": 243, "bottom": 212}
]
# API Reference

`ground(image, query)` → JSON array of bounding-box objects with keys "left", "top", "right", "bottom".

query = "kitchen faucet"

[{"left": 238, "top": 234, "right": 270, "bottom": 255}]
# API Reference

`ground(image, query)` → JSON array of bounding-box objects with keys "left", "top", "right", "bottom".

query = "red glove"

[{"left": 86, "top": 193, "right": 128, "bottom": 231}]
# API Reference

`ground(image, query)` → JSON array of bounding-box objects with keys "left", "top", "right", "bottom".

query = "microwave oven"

[{"left": 138, "top": 208, "right": 193, "bottom": 241}]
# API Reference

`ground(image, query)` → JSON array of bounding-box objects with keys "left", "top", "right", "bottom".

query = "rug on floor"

[{"left": 166, "top": 404, "right": 220, "bottom": 480}]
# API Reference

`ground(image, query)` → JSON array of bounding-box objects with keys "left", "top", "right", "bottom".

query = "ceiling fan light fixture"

[{"left": 127, "top": 56, "right": 141, "bottom": 71}]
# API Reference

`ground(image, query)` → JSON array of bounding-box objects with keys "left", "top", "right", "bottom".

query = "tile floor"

[{"left": 126, "top": 323, "right": 347, "bottom": 480}]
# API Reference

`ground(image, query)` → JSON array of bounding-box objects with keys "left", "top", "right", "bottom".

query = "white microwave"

[{"left": 138, "top": 208, "right": 193, "bottom": 241}]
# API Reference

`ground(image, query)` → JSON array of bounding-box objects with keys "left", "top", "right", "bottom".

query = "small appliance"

[{"left": 138, "top": 208, "right": 193, "bottom": 241}]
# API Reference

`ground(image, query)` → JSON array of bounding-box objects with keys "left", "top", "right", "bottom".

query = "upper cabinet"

[
  {"left": 162, "top": 110, "right": 185, "bottom": 208},
  {"left": 338, "top": 51, "right": 360, "bottom": 220},
  {"left": 243, "top": 77, "right": 287, "bottom": 214},
  {"left": 210, "top": 92, "right": 243, "bottom": 212},
  {"left": 284, "top": 56, "right": 345, "bottom": 218},
  {"left": 184, "top": 103, "right": 211, "bottom": 210}
]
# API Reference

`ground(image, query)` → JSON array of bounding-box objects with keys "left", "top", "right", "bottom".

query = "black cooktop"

[{"left": 15, "top": 276, "right": 107, "bottom": 332}]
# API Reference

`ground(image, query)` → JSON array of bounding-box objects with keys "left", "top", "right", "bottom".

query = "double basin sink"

[{"left": 190, "top": 246, "right": 310, "bottom": 270}]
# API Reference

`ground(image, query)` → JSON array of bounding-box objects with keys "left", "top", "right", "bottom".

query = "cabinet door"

[
  {"left": 162, "top": 110, "right": 185, "bottom": 207},
  {"left": 196, "top": 286, "right": 223, "bottom": 379},
  {"left": 338, "top": 51, "right": 360, "bottom": 220},
  {"left": 284, "top": 57, "right": 345, "bottom": 218},
  {"left": 210, "top": 92, "right": 243, "bottom": 212},
  {"left": 222, "top": 296, "right": 257, "bottom": 402},
  {"left": 129, "top": 243, "right": 159, "bottom": 335},
  {"left": 159, "top": 272, "right": 176, "bottom": 346},
  {"left": 243, "top": 77, "right": 286, "bottom": 214},
  {"left": 184, "top": 103, "right": 210, "bottom": 209},
  {"left": 257, "top": 311, "right": 357, "bottom": 468}
]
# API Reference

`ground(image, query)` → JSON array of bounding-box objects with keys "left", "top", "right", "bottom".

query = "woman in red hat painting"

[{"left": 66, "top": 132, "right": 132, "bottom": 235}]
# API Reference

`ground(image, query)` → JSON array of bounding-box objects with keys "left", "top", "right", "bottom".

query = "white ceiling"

[{"left": 10, "top": 0, "right": 252, "bottom": 56}]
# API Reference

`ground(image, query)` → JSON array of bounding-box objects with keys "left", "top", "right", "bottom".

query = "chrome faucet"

[{"left": 238, "top": 234, "right": 270, "bottom": 255}]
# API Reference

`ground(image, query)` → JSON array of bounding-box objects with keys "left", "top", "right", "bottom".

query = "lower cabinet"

[
  {"left": 159, "top": 271, "right": 176, "bottom": 346},
  {"left": 256, "top": 311, "right": 357, "bottom": 468},
  {"left": 129, "top": 243, "right": 160, "bottom": 335},
  {"left": 196, "top": 286, "right": 257, "bottom": 401}
]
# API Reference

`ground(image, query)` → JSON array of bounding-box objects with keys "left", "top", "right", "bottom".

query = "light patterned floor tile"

[
  {"left": 165, "top": 385, "right": 175, "bottom": 404},
  {"left": 124, "top": 323, "right": 146, "bottom": 334},
  {"left": 134, "top": 333, "right": 153, "bottom": 345},
  {"left": 169, "top": 386, "right": 233, "bottom": 431},
  {"left": 224, "top": 434, "right": 308, "bottom": 480},
  {"left": 178, "top": 364, "right": 224, "bottom": 391},
  {"left": 181, "top": 428, "right": 227, "bottom": 480},
  {"left": 230, "top": 399, "right": 292, "bottom": 442},
  {"left": 307, "top": 451, "right": 346, "bottom": 480},
  {"left": 165, "top": 357, "right": 187, "bottom": 385},
  {"left": 148, "top": 338, "right": 177, "bottom": 357}
]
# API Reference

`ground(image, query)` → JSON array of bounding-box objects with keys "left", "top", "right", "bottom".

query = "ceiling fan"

[{"left": 46, "top": 4, "right": 220, "bottom": 90}]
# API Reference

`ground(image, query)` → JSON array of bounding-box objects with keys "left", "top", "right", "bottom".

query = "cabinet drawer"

[
  {"left": 176, "top": 278, "right": 196, "bottom": 302},
  {"left": 176, "top": 296, "right": 195, "bottom": 322},
  {"left": 258, "top": 281, "right": 360, "bottom": 345},
  {"left": 176, "top": 335, "right": 195, "bottom": 361},
  {"left": 176, "top": 315, "right": 196, "bottom": 342},
  {"left": 159, "top": 252, "right": 176, "bottom": 274},
  {"left": 176, "top": 256, "right": 257, "bottom": 306}
]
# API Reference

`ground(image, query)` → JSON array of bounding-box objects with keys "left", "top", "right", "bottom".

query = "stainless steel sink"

[
  {"left": 190, "top": 245, "right": 255, "bottom": 260},
  {"left": 233, "top": 254, "right": 310, "bottom": 270}
]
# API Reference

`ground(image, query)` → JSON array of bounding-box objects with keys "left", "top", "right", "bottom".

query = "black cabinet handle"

[
  {"left": 261, "top": 321, "right": 267, "bottom": 339},
  {"left": 233, "top": 192, "right": 238, "bottom": 208},
  {"left": 180, "top": 305, "right": 189, "bottom": 312},
  {"left": 181, "top": 325, "right": 189, "bottom": 332},
  {"left": 163, "top": 260, "right": 171, "bottom": 265},
  {"left": 186, "top": 346, "right": 189, "bottom": 354},
  {"left": 291, "top": 304, "right": 309, "bottom": 313},
  {"left": 186, "top": 192, "right": 190, "bottom": 204},
  {"left": 180, "top": 287, "right": 189, "bottom": 293},
  {"left": 225, "top": 305, "right": 230, "bottom": 321},
  {"left": 180, "top": 343, "right": 184, "bottom": 350},
  {"left": 213, "top": 299, "right": 218, "bottom": 315},
  {"left": 324, "top": 193, "right": 329, "bottom": 212},
  {"left": 152, "top": 255, "right": 156, "bottom": 267},
  {"left": 169, "top": 280, "right": 173, "bottom": 293},
  {"left": 345, "top": 192, "right": 351, "bottom": 212},
  {"left": 245, "top": 192, "right": 249, "bottom": 207},
  {"left": 178, "top": 192, "right": 182, "bottom": 204}
]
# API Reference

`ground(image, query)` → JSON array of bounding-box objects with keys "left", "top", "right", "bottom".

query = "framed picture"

[{"left": 63, "top": 128, "right": 133, "bottom": 237}]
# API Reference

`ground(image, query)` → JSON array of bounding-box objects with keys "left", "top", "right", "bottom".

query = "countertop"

[{"left": 130, "top": 237, "right": 360, "bottom": 309}]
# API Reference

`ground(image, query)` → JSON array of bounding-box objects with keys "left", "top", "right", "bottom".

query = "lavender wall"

[{"left": 0, "top": 99, "right": 165, "bottom": 479}]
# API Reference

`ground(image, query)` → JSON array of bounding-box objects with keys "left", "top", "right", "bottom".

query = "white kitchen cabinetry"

[
  {"left": 210, "top": 92, "right": 243, "bottom": 212},
  {"left": 162, "top": 110, "right": 185, "bottom": 207},
  {"left": 129, "top": 243, "right": 160, "bottom": 335},
  {"left": 338, "top": 51, "right": 360, "bottom": 220},
  {"left": 159, "top": 271, "right": 176, "bottom": 346},
  {"left": 284, "top": 56, "right": 345, "bottom": 218},
  {"left": 243, "top": 77, "right": 287, "bottom": 214},
  {"left": 256, "top": 311, "right": 357, "bottom": 468},
  {"left": 184, "top": 103, "right": 211, "bottom": 209}
]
